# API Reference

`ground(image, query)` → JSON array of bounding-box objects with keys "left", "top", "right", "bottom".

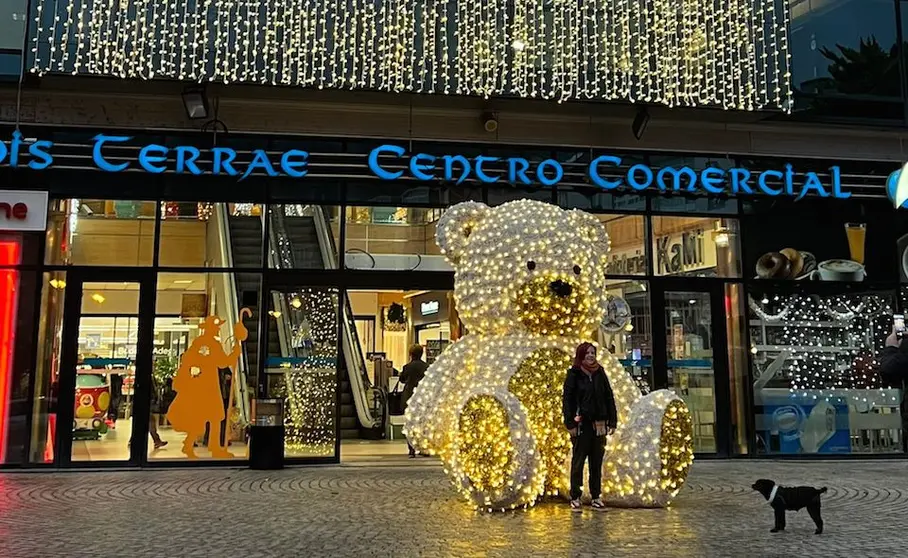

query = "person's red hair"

[{"left": 573, "top": 342, "right": 596, "bottom": 369}]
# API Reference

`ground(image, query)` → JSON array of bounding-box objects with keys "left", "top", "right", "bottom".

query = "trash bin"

[{"left": 249, "top": 398, "right": 284, "bottom": 470}]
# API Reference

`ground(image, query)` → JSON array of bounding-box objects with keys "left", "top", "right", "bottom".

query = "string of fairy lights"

[
  {"left": 749, "top": 294, "right": 900, "bottom": 406},
  {"left": 30, "top": 0, "right": 792, "bottom": 110}
]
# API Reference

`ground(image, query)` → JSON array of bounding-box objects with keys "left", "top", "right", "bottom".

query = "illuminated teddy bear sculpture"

[{"left": 404, "top": 200, "right": 693, "bottom": 510}]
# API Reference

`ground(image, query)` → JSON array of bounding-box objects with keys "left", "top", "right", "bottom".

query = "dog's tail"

[{"left": 819, "top": 487, "right": 828, "bottom": 494}]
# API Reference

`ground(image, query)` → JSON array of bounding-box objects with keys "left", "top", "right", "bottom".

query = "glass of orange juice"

[{"left": 845, "top": 223, "right": 866, "bottom": 265}]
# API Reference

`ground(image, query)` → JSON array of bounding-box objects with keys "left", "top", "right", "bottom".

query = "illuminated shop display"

[
  {"left": 404, "top": 200, "right": 693, "bottom": 510},
  {"left": 30, "top": 0, "right": 791, "bottom": 110},
  {"left": 749, "top": 293, "right": 902, "bottom": 455}
]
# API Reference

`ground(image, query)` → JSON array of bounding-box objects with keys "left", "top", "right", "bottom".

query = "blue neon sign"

[
  {"left": 368, "top": 144, "right": 851, "bottom": 200},
  {"left": 0, "top": 134, "right": 852, "bottom": 200},
  {"left": 0, "top": 132, "right": 310, "bottom": 181}
]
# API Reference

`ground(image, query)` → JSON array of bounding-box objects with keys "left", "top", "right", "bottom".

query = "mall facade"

[{"left": 1, "top": 0, "right": 908, "bottom": 468}]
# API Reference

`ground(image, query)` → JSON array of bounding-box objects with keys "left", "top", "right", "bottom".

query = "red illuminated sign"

[{"left": 0, "top": 202, "right": 27, "bottom": 221}]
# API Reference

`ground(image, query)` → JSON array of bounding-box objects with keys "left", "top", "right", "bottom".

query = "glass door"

[
  {"left": 56, "top": 270, "right": 155, "bottom": 466},
  {"left": 654, "top": 281, "right": 739, "bottom": 456},
  {"left": 663, "top": 290, "right": 719, "bottom": 453}
]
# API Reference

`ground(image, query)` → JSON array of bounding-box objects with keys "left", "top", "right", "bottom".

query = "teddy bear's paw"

[
  {"left": 447, "top": 391, "right": 545, "bottom": 510},
  {"left": 603, "top": 390, "right": 694, "bottom": 508}
]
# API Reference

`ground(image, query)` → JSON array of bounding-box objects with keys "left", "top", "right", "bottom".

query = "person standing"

[
  {"left": 562, "top": 342, "right": 618, "bottom": 512},
  {"left": 400, "top": 344, "right": 429, "bottom": 458},
  {"left": 148, "top": 374, "right": 168, "bottom": 450},
  {"left": 880, "top": 326, "right": 908, "bottom": 444}
]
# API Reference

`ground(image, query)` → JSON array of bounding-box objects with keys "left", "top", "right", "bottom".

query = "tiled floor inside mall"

[
  {"left": 70, "top": 424, "right": 416, "bottom": 462},
  {"left": 1, "top": 460, "right": 906, "bottom": 557}
]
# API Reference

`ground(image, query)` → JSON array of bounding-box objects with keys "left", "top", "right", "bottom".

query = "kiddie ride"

[{"left": 73, "top": 372, "right": 111, "bottom": 440}]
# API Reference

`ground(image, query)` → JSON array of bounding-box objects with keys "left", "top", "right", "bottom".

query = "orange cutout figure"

[{"left": 166, "top": 309, "right": 251, "bottom": 459}]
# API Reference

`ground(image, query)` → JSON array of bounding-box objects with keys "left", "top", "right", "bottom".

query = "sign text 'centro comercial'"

[
  {"left": 0, "top": 133, "right": 850, "bottom": 200},
  {"left": 368, "top": 145, "right": 851, "bottom": 200}
]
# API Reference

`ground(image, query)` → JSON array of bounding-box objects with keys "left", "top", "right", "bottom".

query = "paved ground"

[{"left": 0, "top": 459, "right": 905, "bottom": 557}]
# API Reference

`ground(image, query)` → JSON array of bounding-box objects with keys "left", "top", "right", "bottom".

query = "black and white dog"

[{"left": 751, "top": 479, "right": 827, "bottom": 534}]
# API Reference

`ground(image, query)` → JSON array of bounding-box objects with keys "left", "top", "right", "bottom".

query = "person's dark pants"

[{"left": 570, "top": 422, "right": 606, "bottom": 500}]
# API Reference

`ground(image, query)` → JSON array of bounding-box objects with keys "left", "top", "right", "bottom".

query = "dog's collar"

[{"left": 768, "top": 485, "right": 779, "bottom": 503}]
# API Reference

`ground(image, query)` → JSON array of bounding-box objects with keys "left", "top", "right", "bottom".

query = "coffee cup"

[{"left": 812, "top": 259, "right": 866, "bottom": 282}]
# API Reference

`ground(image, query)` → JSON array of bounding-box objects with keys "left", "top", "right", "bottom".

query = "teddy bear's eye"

[
  {"left": 526, "top": 261, "right": 536, "bottom": 271},
  {"left": 573, "top": 265, "right": 582, "bottom": 275}
]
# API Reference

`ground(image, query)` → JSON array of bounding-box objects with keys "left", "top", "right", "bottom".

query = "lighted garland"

[
  {"left": 30, "top": 0, "right": 791, "bottom": 111},
  {"left": 405, "top": 200, "right": 694, "bottom": 511},
  {"left": 750, "top": 292, "right": 899, "bottom": 404},
  {"left": 283, "top": 366, "right": 336, "bottom": 457}
]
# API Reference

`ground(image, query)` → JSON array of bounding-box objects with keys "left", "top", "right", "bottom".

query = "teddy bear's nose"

[{"left": 549, "top": 279, "right": 573, "bottom": 298}]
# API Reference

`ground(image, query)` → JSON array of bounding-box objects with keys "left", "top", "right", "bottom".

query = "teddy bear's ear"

[
  {"left": 436, "top": 201, "right": 490, "bottom": 264},
  {"left": 569, "top": 209, "right": 610, "bottom": 256}
]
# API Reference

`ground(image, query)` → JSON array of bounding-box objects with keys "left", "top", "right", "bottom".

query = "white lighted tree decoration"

[
  {"left": 404, "top": 200, "right": 693, "bottom": 511},
  {"left": 30, "top": 0, "right": 791, "bottom": 111}
]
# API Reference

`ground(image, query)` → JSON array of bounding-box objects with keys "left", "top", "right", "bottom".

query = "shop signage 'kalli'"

[{"left": 0, "top": 133, "right": 851, "bottom": 200}]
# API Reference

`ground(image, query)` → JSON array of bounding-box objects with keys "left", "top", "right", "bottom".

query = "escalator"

[
  {"left": 225, "top": 216, "right": 275, "bottom": 404},
  {"left": 270, "top": 208, "right": 380, "bottom": 440},
  {"left": 218, "top": 205, "right": 381, "bottom": 444}
]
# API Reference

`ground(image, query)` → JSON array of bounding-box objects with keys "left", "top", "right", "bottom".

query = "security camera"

[{"left": 482, "top": 112, "right": 498, "bottom": 133}]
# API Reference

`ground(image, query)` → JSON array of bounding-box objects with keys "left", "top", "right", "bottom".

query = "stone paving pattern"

[{"left": 0, "top": 460, "right": 906, "bottom": 557}]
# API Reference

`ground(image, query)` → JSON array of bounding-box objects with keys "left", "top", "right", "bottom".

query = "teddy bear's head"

[{"left": 437, "top": 200, "right": 609, "bottom": 337}]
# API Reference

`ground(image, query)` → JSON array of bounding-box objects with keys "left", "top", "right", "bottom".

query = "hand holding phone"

[{"left": 895, "top": 314, "right": 906, "bottom": 339}]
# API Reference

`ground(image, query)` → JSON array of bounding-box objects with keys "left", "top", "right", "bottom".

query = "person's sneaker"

[
  {"left": 591, "top": 498, "right": 607, "bottom": 511},
  {"left": 154, "top": 441, "right": 168, "bottom": 450},
  {"left": 570, "top": 499, "right": 582, "bottom": 512}
]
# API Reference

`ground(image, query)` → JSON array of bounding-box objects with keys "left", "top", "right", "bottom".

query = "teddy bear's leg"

[
  {"left": 508, "top": 348, "right": 573, "bottom": 497},
  {"left": 448, "top": 390, "right": 544, "bottom": 510},
  {"left": 603, "top": 390, "right": 694, "bottom": 508}
]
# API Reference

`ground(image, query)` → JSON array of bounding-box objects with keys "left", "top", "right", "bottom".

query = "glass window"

[
  {"left": 29, "top": 271, "right": 66, "bottom": 463},
  {"left": 160, "top": 202, "right": 263, "bottom": 268},
  {"left": 600, "top": 215, "right": 647, "bottom": 276},
  {"left": 267, "top": 205, "right": 341, "bottom": 269},
  {"left": 749, "top": 289, "right": 901, "bottom": 455},
  {"left": 652, "top": 216, "right": 742, "bottom": 277},
  {"left": 151, "top": 272, "right": 260, "bottom": 461},
  {"left": 651, "top": 196, "right": 738, "bottom": 214},
  {"left": 266, "top": 287, "right": 339, "bottom": 458},
  {"left": 558, "top": 188, "right": 646, "bottom": 212},
  {"left": 601, "top": 280, "right": 653, "bottom": 393},
  {"left": 791, "top": 0, "right": 903, "bottom": 120},
  {"left": 487, "top": 185, "right": 554, "bottom": 206},
  {"left": 45, "top": 199, "right": 157, "bottom": 266},
  {"left": 344, "top": 206, "right": 451, "bottom": 272}
]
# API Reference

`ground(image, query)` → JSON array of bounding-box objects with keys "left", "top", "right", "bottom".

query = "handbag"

[{"left": 387, "top": 381, "right": 405, "bottom": 416}]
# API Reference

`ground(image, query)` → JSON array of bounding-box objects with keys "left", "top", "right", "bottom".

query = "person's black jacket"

[
  {"left": 400, "top": 359, "right": 429, "bottom": 409},
  {"left": 880, "top": 342, "right": 908, "bottom": 427},
  {"left": 562, "top": 366, "right": 618, "bottom": 430}
]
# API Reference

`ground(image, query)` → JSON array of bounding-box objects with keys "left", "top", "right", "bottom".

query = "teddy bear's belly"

[{"left": 508, "top": 347, "right": 573, "bottom": 496}]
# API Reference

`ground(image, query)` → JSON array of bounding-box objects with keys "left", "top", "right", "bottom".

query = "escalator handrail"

[{"left": 214, "top": 204, "right": 251, "bottom": 423}]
